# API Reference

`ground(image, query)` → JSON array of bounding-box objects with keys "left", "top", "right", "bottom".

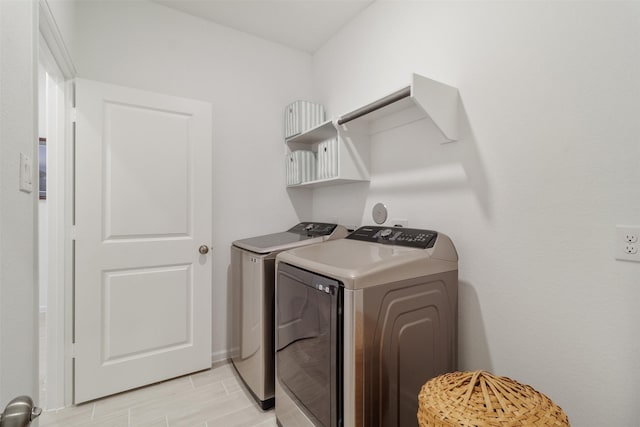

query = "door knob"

[
  {"left": 0, "top": 395, "right": 41, "bottom": 427},
  {"left": 199, "top": 245, "right": 209, "bottom": 255}
]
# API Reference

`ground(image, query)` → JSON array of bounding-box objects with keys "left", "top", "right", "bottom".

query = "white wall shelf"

[
  {"left": 286, "top": 177, "right": 368, "bottom": 189},
  {"left": 285, "top": 123, "right": 370, "bottom": 188},
  {"left": 336, "top": 73, "right": 459, "bottom": 143},
  {"left": 284, "top": 73, "right": 459, "bottom": 188},
  {"left": 285, "top": 120, "right": 335, "bottom": 148}
]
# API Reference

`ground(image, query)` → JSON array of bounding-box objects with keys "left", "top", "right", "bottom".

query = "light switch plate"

[{"left": 19, "top": 152, "right": 33, "bottom": 193}]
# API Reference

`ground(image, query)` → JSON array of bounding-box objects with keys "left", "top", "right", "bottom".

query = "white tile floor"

[{"left": 38, "top": 362, "right": 276, "bottom": 427}]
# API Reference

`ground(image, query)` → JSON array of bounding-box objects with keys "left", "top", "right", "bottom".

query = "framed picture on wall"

[{"left": 39, "top": 137, "right": 46, "bottom": 200}]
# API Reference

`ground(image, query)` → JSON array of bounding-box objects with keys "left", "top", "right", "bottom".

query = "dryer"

[
  {"left": 230, "top": 222, "right": 348, "bottom": 409},
  {"left": 275, "top": 226, "right": 458, "bottom": 427}
]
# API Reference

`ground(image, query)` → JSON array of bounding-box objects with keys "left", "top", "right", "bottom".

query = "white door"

[{"left": 73, "top": 79, "right": 212, "bottom": 403}]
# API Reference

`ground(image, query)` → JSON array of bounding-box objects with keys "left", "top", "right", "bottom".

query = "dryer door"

[{"left": 276, "top": 263, "right": 343, "bottom": 427}]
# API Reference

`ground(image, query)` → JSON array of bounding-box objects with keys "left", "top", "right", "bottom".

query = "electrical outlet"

[
  {"left": 616, "top": 226, "right": 640, "bottom": 262},
  {"left": 391, "top": 219, "right": 408, "bottom": 227}
]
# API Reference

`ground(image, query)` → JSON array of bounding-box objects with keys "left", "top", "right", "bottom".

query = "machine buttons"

[
  {"left": 347, "top": 226, "right": 438, "bottom": 249},
  {"left": 380, "top": 229, "right": 393, "bottom": 238},
  {"left": 286, "top": 222, "right": 339, "bottom": 237},
  {"left": 316, "top": 284, "right": 334, "bottom": 294}
]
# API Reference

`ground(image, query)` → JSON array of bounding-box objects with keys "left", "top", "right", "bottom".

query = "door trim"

[
  {"left": 38, "top": 0, "right": 77, "bottom": 80},
  {"left": 38, "top": 1, "right": 76, "bottom": 408}
]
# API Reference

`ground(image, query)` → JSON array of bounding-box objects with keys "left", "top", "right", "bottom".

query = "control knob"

[{"left": 380, "top": 228, "right": 393, "bottom": 238}]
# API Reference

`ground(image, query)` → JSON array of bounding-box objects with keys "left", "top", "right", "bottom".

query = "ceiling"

[{"left": 151, "top": 0, "right": 375, "bottom": 53}]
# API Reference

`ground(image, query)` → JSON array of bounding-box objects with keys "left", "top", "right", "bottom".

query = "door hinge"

[
  {"left": 70, "top": 343, "right": 77, "bottom": 358},
  {"left": 70, "top": 107, "right": 77, "bottom": 123},
  {"left": 70, "top": 226, "right": 77, "bottom": 240}
]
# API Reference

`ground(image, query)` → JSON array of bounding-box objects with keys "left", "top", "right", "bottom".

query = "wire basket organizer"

[{"left": 417, "top": 371, "right": 570, "bottom": 427}]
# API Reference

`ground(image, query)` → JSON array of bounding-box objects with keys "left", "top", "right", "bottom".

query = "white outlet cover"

[{"left": 615, "top": 226, "right": 640, "bottom": 262}]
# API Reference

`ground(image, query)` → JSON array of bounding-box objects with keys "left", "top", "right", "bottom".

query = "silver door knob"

[
  {"left": 199, "top": 245, "right": 209, "bottom": 255},
  {"left": 0, "top": 395, "right": 41, "bottom": 427}
]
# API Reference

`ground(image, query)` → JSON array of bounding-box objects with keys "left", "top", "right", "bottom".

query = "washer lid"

[{"left": 232, "top": 222, "right": 346, "bottom": 254}]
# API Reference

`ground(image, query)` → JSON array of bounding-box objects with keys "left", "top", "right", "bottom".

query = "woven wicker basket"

[{"left": 417, "top": 371, "right": 570, "bottom": 427}]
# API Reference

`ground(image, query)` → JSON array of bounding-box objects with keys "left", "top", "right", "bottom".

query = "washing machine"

[
  {"left": 230, "top": 222, "right": 348, "bottom": 409},
  {"left": 274, "top": 225, "right": 458, "bottom": 427}
]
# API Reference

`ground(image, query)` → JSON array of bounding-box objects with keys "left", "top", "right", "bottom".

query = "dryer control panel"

[{"left": 346, "top": 226, "right": 438, "bottom": 249}]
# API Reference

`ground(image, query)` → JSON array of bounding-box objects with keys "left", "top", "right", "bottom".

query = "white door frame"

[
  {"left": 38, "top": 0, "right": 77, "bottom": 409},
  {"left": 38, "top": 34, "right": 65, "bottom": 410}
]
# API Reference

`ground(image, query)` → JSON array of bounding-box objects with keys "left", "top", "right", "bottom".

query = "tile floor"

[{"left": 38, "top": 362, "right": 276, "bottom": 427}]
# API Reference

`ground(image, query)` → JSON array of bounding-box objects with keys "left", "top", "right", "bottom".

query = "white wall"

[
  {"left": 50, "top": 0, "right": 314, "bottom": 360},
  {"left": 0, "top": 0, "right": 39, "bottom": 407},
  {"left": 311, "top": 2, "right": 640, "bottom": 426}
]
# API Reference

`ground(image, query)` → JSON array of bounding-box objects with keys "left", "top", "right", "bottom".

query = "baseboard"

[{"left": 211, "top": 349, "right": 230, "bottom": 365}]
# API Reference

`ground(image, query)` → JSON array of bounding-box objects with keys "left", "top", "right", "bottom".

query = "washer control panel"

[
  {"left": 288, "top": 222, "right": 338, "bottom": 237},
  {"left": 346, "top": 226, "right": 438, "bottom": 249}
]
